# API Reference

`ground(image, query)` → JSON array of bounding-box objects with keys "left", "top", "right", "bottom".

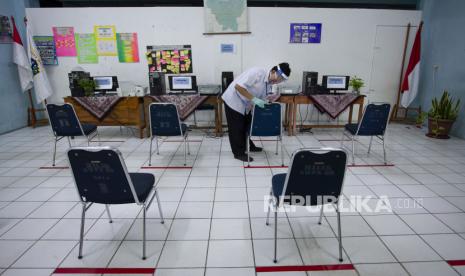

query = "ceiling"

[{"left": 38, "top": 0, "right": 420, "bottom": 10}]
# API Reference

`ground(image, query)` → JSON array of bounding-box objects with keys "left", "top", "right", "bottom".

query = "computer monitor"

[
  {"left": 322, "top": 75, "right": 350, "bottom": 92},
  {"left": 94, "top": 76, "right": 119, "bottom": 93},
  {"left": 168, "top": 75, "right": 197, "bottom": 93}
]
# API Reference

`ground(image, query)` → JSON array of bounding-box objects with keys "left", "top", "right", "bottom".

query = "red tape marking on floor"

[
  {"left": 256, "top": 264, "right": 355, "bottom": 272},
  {"left": 141, "top": 166, "right": 192, "bottom": 169},
  {"left": 447, "top": 260, "right": 465, "bottom": 266},
  {"left": 244, "top": 165, "right": 288, "bottom": 169},
  {"left": 39, "top": 166, "right": 69, "bottom": 169},
  {"left": 54, "top": 267, "right": 155, "bottom": 274}
]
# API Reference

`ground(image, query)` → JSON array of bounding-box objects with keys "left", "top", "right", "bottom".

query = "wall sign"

[{"left": 290, "top": 23, "right": 322, "bottom": 44}]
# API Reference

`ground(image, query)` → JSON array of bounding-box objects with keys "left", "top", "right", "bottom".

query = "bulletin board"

[{"left": 146, "top": 45, "right": 193, "bottom": 74}]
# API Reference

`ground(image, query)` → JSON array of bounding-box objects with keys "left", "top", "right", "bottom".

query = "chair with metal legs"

[
  {"left": 67, "top": 146, "right": 164, "bottom": 260},
  {"left": 266, "top": 148, "right": 348, "bottom": 263},
  {"left": 148, "top": 103, "right": 190, "bottom": 166},
  {"left": 247, "top": 103, "right": 284, "bottom": 167},
  {"left": 46, "top": 103, "right": 99, "bottom": 166},
  {"left": 340, "top": 103, "right": 391, "bottom": 165}
]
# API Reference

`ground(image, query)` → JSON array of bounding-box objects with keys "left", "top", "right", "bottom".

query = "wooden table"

[
  {"left": 276, "top": 95, "right": 296, "bottom": 136},
  {"left": 64, "top": 96, "right": 146, "bottom": 138},
  {"left": 143, "top": 95, "right": 224, "bottom": 137},
  {"left": 291, "top": 94, "right": 365, "bottom": 135}
]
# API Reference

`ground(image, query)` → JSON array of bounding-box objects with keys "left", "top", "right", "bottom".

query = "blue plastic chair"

[
  {"left": 46, "top": 103, "right": 99, "bottom": 166},
  {"left": 148, "top": 103, "right": 190, "bottom": 166},
  {"left": 341, "top": 103, "right": 391, "bottom": 164},
  {"left": 247, "top": 103, "right": 283, "bottom": 166},
  {"left": 266, "top": 148, "right": 348, "bottom": 263},
  {"left": 67, "top": 147, "right": 164, "bottom": 260}
]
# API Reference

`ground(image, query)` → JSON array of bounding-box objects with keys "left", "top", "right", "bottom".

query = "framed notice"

[
  {"left": 0, "top": 15, "right": 12, "bottom": 43},
  {"left": 75, "top": 33, "right": 98, "bottom": 64}
]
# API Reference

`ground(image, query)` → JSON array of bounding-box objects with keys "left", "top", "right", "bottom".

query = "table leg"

[
  {"left": 357, "top": 98, "right": 365, "bottom": 123},
  {"left": 349, "top": 105, "right": 354, "bottom": 124}
]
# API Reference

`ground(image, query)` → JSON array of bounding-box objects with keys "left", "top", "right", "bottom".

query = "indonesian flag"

[
  {"left": 11, "top": 16, "right": 33, "bottom": 92},
  {"left": 401, "top": 22, "right": 423, "bottom": 108},
  {"left": 26, "top": 20, "right": 54, "bottom": 103}
]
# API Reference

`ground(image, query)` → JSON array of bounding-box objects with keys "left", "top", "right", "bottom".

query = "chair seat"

[
  {"left": 82, "top": 124, "right": 97, "bottom": 136},
  {"left": 344, "top": 123, "right": 359, "bottom": 135},
  {"left": 129, "top": 173, "right": 155, "bottom": 203},
  {"left": 272, "top": 173, "right": 286, "bottom": 198}
]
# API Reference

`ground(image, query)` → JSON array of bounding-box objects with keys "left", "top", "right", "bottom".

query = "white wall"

[{"left": 26, "top": 7, "right": 421, "bottom": 122}]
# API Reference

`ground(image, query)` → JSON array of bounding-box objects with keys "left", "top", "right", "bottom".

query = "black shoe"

[
  {"left": 234, "top": 155, "right": 253, "bottom": 162},
  {"left": 249, "top": 146, "right": 263, "bottom": 152}
]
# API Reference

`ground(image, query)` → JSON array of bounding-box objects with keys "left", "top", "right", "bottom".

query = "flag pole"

[
  {"left": 24, "top": 16, "right": 47, "bottom": 128},
  {"left": 391, "top": 23, "right": 411, "bottom": 121}
]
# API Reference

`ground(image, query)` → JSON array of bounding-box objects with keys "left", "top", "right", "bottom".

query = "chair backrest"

[
  {"left": 280, "top": 148, "right": 347, "bottom": 206},
  {"left": 149, "top": 103, "right": 183, "bottom": 136},
  {"left": 46, "top": 103, "right": 84, "bottom": 137},
  {"left": 356, "top": 103, "right": 391, "bottom": 136},
  {"left": 250, "top": 103, "right": 282, "bottom": 137},
  {"left": 67, "top": 147, "right": 140, "bottom": 205}
]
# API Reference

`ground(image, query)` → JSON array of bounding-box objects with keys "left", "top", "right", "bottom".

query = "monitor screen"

[
  {"left": 168, "top": 75, "right": 197, "bottom": 92},
  {"left": 94, "top": 76, "right": 113, "bottom": 90},
  {"left": 322, "top": 75, "right": 350, "bottom": 90}
]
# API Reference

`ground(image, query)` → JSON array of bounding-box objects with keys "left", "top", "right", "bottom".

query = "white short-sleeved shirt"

[{"left": 221, "top": 67, "right": 271, "bottom": 115}]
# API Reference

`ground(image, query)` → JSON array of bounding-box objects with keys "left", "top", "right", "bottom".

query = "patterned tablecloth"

[
  {"left": 308, "top": 94, "right": 361, "bottom": 119},
  {"left": 149, "top": 95, "right": 209, "bottom": 121},
  {"left": 73, "top": 96, "right": 122, "bottom": 120}
]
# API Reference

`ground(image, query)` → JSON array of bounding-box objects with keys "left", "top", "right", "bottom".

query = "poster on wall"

[
  {"left": 94, "top": 25, "right": 117, "bottom": 56},
  {"left": 75, "top": 33, "right": 98, "bottom": 64},
  {"left": 0, "top": 15, "right": 12, "bottom": 43},
  {"left": 146, "top": 45, "right": 193, "bottom": 74},
  {"left": 52, "top": 26, "right": 77, "bottom": 56},
  {"left": 290, "top": 23, "right": 322, "bottom": 43},
  {"left": 116, "top": 33, "right": 139, "bottom": 63},
  {"left": 203, "top": 0, "right": 248, "bottom": 34},
  {"left": 33, "top": 36, "right": 58, "bottom": 65}
]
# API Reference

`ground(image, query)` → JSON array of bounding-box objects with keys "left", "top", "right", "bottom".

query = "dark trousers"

[{"left": 224, "top": 103, "right": 257, "bottom": 157}]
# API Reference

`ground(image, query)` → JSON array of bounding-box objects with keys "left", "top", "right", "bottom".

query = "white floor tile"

[
  {"left": 175, "top": 202, "right": 213, "bottom": 219},
  {"left": 155, "top": 268, "right": 204, "bottom": 276},
  {"left": 0, "top": 202, "right": 43, "bottom": 218},
  {"left": 1, "top": 269, "right": 54, "bottom": 276},
  {"left": 2, "top": 218, "right": 58, "bottom": 240},
  {"left": 0, "top": 240, "right": 34, "bottom": 267},
  {"left": 42, "top": 218, "right": 97, "bottom": 240},
  {"left": 205, "top": 268, "right": 255, "bottom": 276},
  {"left": 355, "top": 263, "right": 408, "bottom": 276},
  {"left": 181, "top": 188, "right": 215, "bottom": 202},
  {"left": 422, "top": 234, "right": 465, "bottom": 260},
  {"left": 215, "top": 187, "right": 248, "bottom": 201},
  {"left": 381, "top": 235, "right": 442, "bottom": 261},
  {"left": 27, "top": 201, "right": 76, "bottom": 218},
  {"left": 126, "top": 219, "right": 171, "bottom": 241},
  {"left": 342, "top": 236, "right": 396, "bottom": 263},
  {"left": 60, "top": 240, "right": 120, "bottom": 268},
  {"left": 326, "top": 215, "right": 375, "bottom": 237},
  {"left": 253, "top": 238, "right": 303, "bottom": 266},
  {"left": 403, "top": 261, "right": 460, "bottom": 276},
  {"left": 108, "top": 240, "right": 164, "bottom": 267},
  {"left": 213, "top": 201, "right": 249, "bottom": 218},
  {"left": 364, "top": 215, "right": 414, "bottom": 235},
  {"left": 157, "top": 240, "right": 208, "bottom": 268},
  {"left": 206, "top": 240, "right": 254, "bottom": 267},
  {"left": 288, "top": 217, "right": 335, "bottom": 238},
  {"left": 296, "top": 237, "right": 349, "bottom": 265},
  {"left": 167, "top": 219, "right": 211, "bottom": 240},
  {"left": 209, "top": 218, "right": 251, "bottom": 240},
  {"left": 12, "top": 240, "right": 77, "bottom": 268},
  {"left": 400, "top": 214, "right": 453, "bottom": 234}
]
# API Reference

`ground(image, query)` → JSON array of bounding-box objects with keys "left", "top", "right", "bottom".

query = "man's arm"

[{"left": 235, "top": 84, "right": 254, "bottom": 100}]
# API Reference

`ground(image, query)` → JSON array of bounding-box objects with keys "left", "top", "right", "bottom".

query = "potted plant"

[
  {"left": 77, "top": 79, "right": 96, "bottom": 97},
  {"left": 349, "top": 76, "right": 364, "bottom": 94},
  {"left": 427, "top": 90, "right": 461, "bottom": 139},
  {"left": 415, "top": 111, "right": 428, "bottom": 128}
]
